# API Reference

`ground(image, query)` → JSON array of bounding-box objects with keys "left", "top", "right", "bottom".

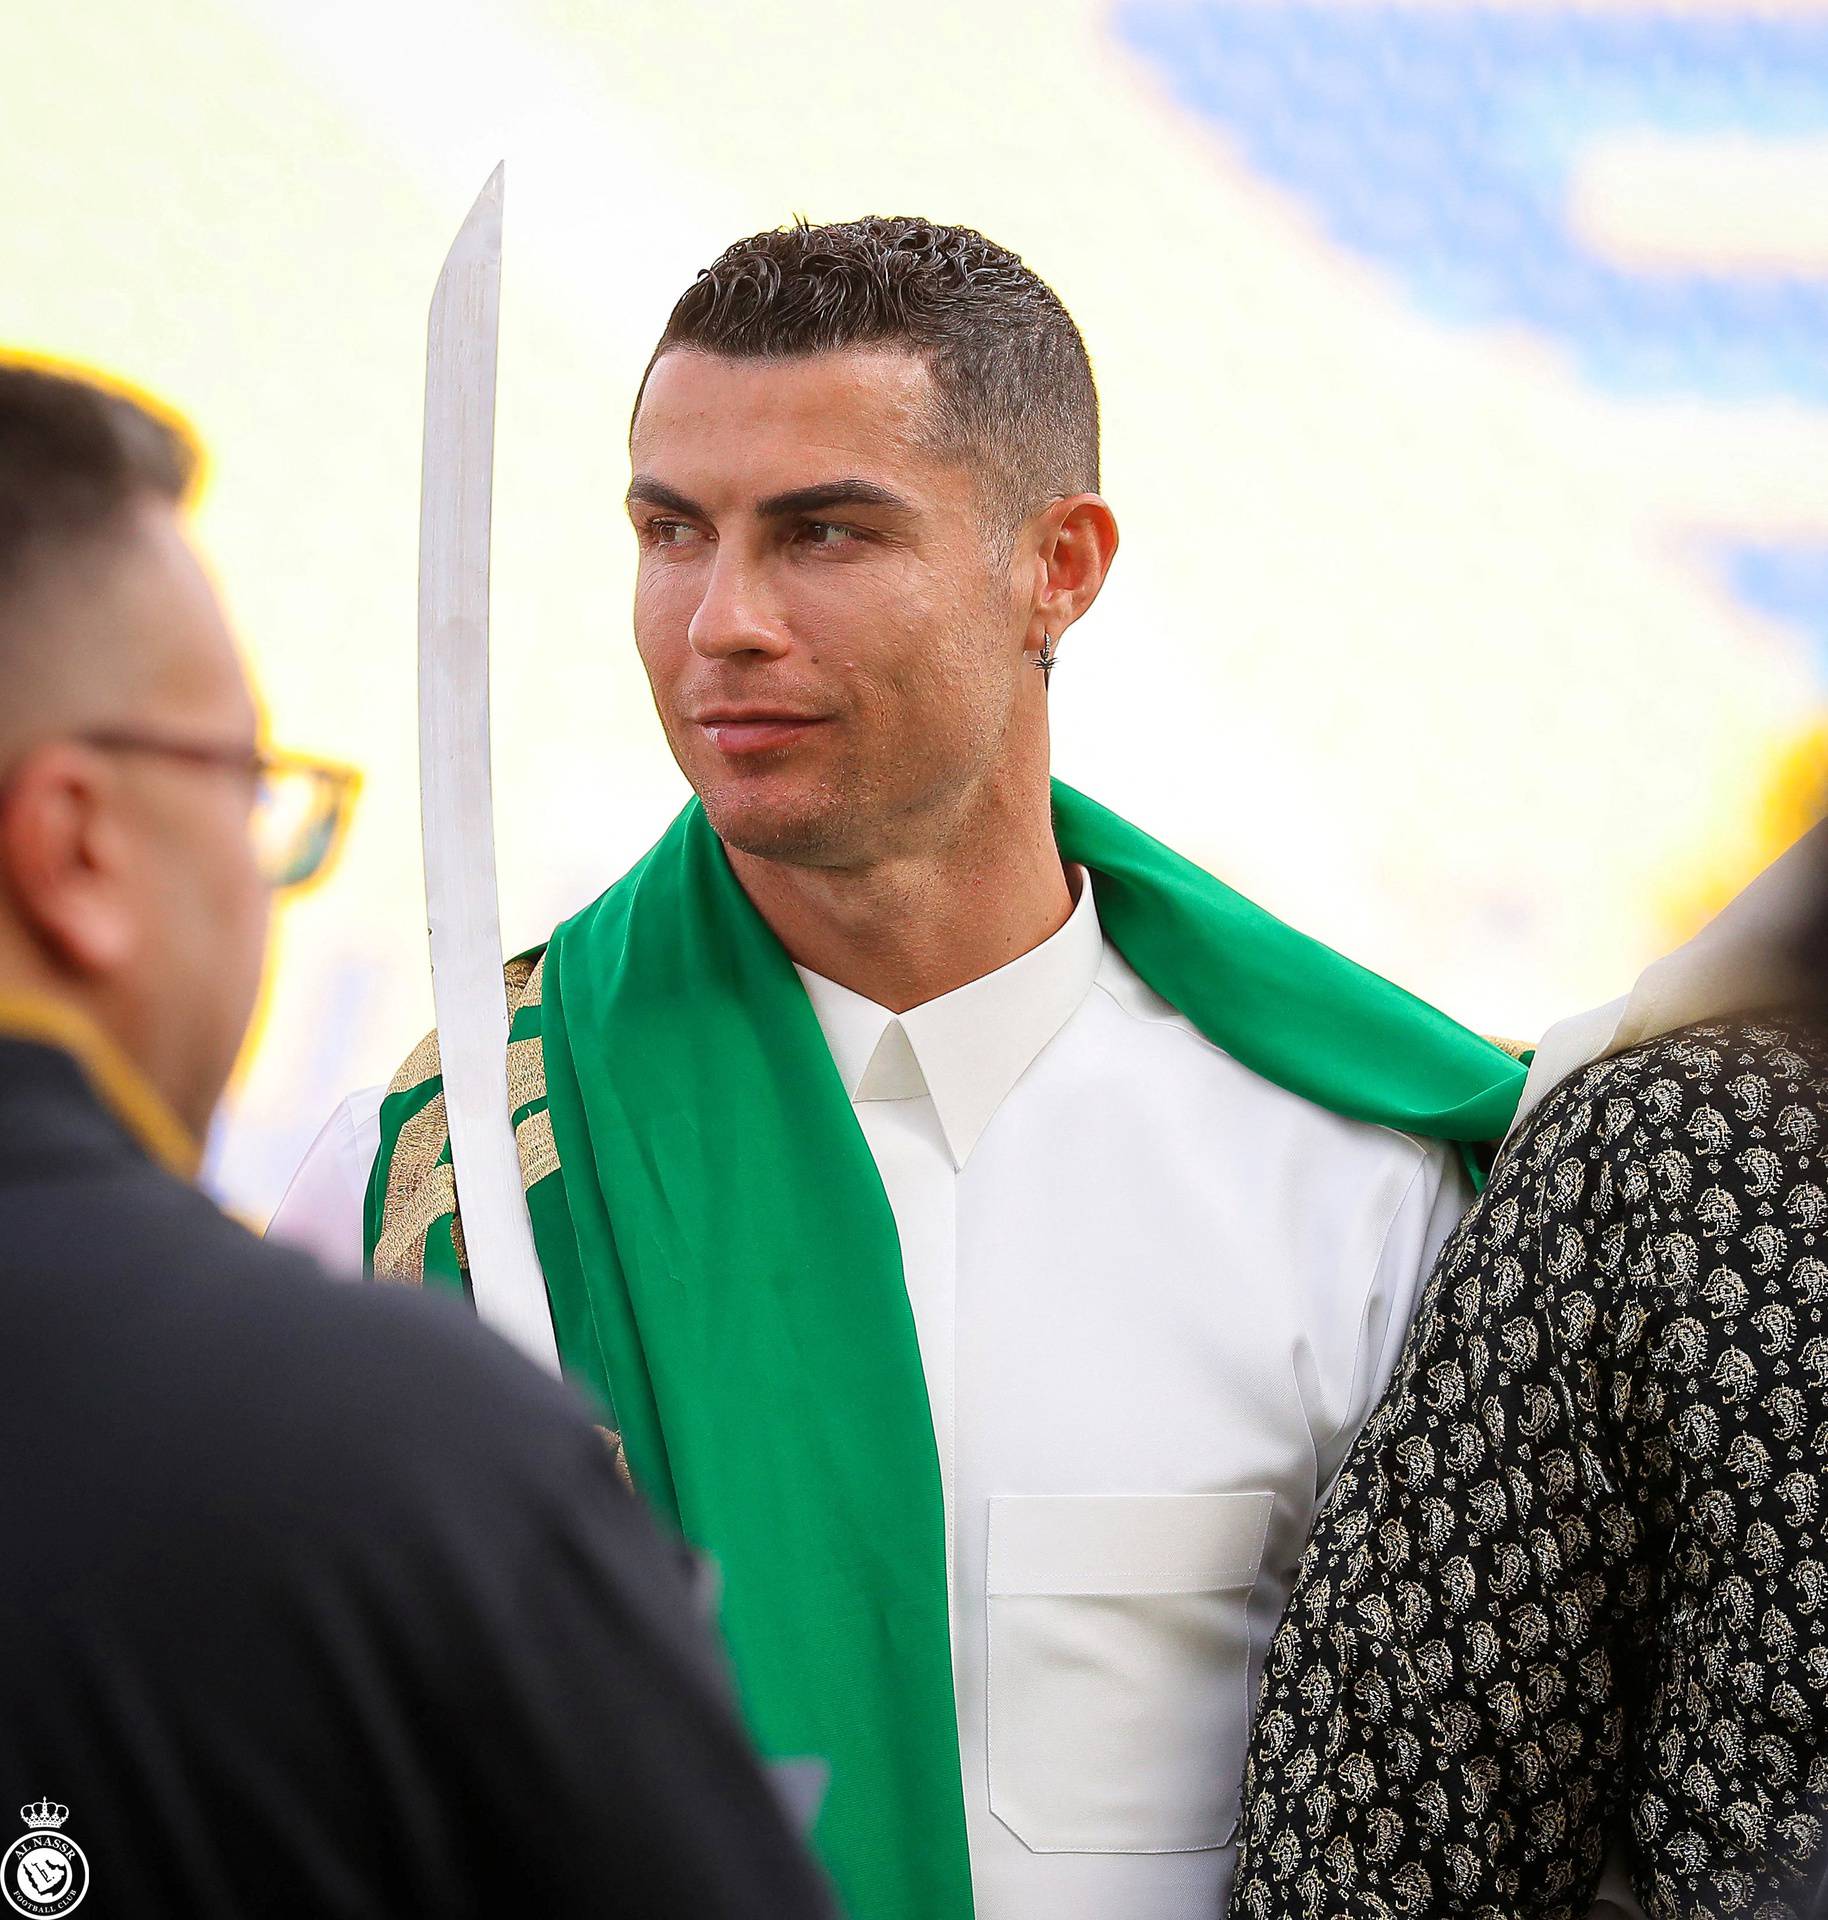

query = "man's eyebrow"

[
  {"left": 625, "top": 476, "right": 706, "bottom": 517},
  {"left": 625, "top": 475, "right": 916, "bottom": 521},
  {"left": 755, "top": 479, "right": 913, "bottom": 519}
]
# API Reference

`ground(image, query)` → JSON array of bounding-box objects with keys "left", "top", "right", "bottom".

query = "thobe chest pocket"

[{"left": 985, "top": 1491, "right": 1273, "bottom": 1855}]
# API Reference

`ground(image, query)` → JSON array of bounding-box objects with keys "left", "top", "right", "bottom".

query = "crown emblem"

[{"left": 19, "top": 1802, "right": 67, "bottom": 1832}]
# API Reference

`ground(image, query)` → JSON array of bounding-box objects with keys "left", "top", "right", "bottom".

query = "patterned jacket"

[{"left": 1230, "top": 1021, "right": 1828, "bottom": 1920}]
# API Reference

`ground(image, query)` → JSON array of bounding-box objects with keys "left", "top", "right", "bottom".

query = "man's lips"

[{"left": 692, "top": 710, "right": 830, "bottom": 756}]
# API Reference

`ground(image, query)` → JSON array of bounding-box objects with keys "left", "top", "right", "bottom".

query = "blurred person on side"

[
  {"left": 0, "top": 361, "right": 832, "bottom": 1920},
  {"left": 1231, "top": 824, "right": 1828, "bottom": 1920}
]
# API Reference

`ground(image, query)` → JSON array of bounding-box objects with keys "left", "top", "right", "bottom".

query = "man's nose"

[{"left": 687, "top": 548, "right": 792, "bottom": 662}]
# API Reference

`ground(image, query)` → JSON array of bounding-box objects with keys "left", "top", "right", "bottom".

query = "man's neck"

[{"left": 726, "top": 789, "right": 1076, "bottom": 1015}]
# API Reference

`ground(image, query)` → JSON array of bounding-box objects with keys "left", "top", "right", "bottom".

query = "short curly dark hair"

[{"left": 643, "top": 216, "right": 1099, "bottom": 534}]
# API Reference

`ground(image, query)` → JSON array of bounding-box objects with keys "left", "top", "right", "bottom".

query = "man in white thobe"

[
  {"left": 277, "top": 863, "right": 1469, "bottom": 1916},
  {"left": 274, "top": 214, "right": 1517, "bottom": 1920}
]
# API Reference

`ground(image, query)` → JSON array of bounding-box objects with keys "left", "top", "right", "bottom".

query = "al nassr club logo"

[{"left": 2, "top": 1803, "right": 88, "bottom": 1916}]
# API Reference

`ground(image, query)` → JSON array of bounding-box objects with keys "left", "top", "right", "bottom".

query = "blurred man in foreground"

[{"left": 0, "top": 361, "right": 831, "bottom": 1919}]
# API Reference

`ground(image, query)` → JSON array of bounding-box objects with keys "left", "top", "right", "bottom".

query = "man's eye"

[
  {"left": 798, "top": 521, "right": 858, "bottom": 550},
  {"left": 645, "top": 519, "right": 701, "bottom": 548}
]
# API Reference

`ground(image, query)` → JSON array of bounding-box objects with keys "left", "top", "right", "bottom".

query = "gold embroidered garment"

[{"left": 368, "top": 951, "right": 554, "bottom": 1285}]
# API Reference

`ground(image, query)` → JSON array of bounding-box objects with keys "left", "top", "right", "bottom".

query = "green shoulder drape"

[{"left": 369, "top": 782, "right": 1525, "bottom": 1920}]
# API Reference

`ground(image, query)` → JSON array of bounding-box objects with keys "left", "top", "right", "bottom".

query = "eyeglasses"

[{"left": 79, "top": 729, "right": 363, "bottom": 891}]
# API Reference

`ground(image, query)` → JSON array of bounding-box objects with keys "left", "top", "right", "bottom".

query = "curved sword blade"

[{"left": 417, "top": 163, "right": 560, "bottom": 1374}]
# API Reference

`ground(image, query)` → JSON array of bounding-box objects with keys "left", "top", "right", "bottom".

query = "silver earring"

[{"left": 1033, "top": 633, "right": 1059, "bottom": 688}]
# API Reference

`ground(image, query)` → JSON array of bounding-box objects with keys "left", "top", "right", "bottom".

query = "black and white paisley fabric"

[{"left": 1230, "top": 1021, "right": 1828, "bottom": 1920}]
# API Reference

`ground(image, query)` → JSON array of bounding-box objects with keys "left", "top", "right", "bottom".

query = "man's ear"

[
  {"left": 1027, "top": 494, "right": 1119, "bottom": 658},
  {"left": 0, "top": 743, "right": 138, "bottom": 976}
]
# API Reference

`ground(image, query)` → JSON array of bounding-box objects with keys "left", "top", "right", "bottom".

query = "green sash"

[{"left": 374, "top": 782, "right": 1524, "bottom": 1919}]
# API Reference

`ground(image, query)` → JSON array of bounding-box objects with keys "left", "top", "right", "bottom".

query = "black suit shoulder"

[
  {"left": 0, "top": 1044, "right": 830, "bottom": 1919},
  {"left": 3, "top": 1120, "right": 604, "bottom": 1542}
]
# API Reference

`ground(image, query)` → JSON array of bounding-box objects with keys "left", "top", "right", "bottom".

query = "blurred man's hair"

[
  {"left": 0, "top": 361, "right": 197, "bottom": 610},
  {"left": 644, "top": 217, "right": 1100, "bottom": 539}
]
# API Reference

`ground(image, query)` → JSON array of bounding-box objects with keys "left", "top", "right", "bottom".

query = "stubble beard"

[
  {"left": 700, "top": 766, "right": 864, "bottom": 869},
  {"left": 677, "top": 592, "right": 1025, "bottom": 876}
]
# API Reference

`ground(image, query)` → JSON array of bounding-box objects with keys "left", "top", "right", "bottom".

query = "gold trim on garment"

[
  {"left": 516, "top": 1106, "right": 560, "bottom": 1187},
  {"left": 373, "top": 953, "right": 562, "bottom": 1286},
  {"left": 373, "top": 1091, "right": 453, "bottom": 1283},
  {"left": 599, "top": 1425, "right": 633, "bottom": 1489},
  {"left": 506, "top": 1036, "right": 545, "bottom": 1117},
  {"left": 448, "top": 1198, "right": 468, "bottom": 1275},
  {"left": 373, "top": 1159, "right": 458, "bottom": 1284},
  {"left": 388, "top": 1027, "right": 442, "bottom": 1096}
]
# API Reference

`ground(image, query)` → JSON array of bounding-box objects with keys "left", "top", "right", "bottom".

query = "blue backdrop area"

[{"left": 1121, "top": 2, "right": 1828, "bottom": 661}]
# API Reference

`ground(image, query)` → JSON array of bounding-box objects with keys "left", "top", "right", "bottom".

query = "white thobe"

[{"left": 271, "top": 871, "right": 1468, "bottom": 1920}]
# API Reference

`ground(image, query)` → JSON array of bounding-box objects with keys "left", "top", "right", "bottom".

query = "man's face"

[
  {"left": 87, "top": 508, "right": 271, "bottom": 1135},
  {"left": 627, "top": 348, "right": 1035, "bottom": 868}
]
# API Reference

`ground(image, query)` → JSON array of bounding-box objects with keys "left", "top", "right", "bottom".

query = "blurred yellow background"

[{"left": 7, "top": 0, "right": 1826, "bottom": 1217}]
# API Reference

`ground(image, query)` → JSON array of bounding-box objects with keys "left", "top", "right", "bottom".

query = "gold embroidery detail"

[
  {"left": 518, "top": 950, "right": 546, "bottom": 1012},
  {"left": 373, "top": 1160, "right": 456, "bottom": 1283},
  {"left": 517, "top": 1106, "right": 560, "bottom": 1187},
  {"left": 1484, "top": 1034, "right": 1533, "bottom": 1062},
  {"left": 506, "top": 1035, "right": 546, "bottom": 1117},
  {"left": 605, "top": 1428, "right": 633, "bottom": 1489},
  {"left": 388, "top": 1027, "right": 442, "bottom": 1095},
  {"left": 375, "top": 951, "right": 557, "bottom": 1284},
  {"left": 386, "top": 1087, "right": 448, "bottom": 1209},
  {"left": 449, "top": 1202, "right": 468, "bottom": 1275}
]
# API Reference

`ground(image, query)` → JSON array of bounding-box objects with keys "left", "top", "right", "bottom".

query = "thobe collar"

[{"left": 795, "top": 867, "right": 1104, "bottom": 1171}]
